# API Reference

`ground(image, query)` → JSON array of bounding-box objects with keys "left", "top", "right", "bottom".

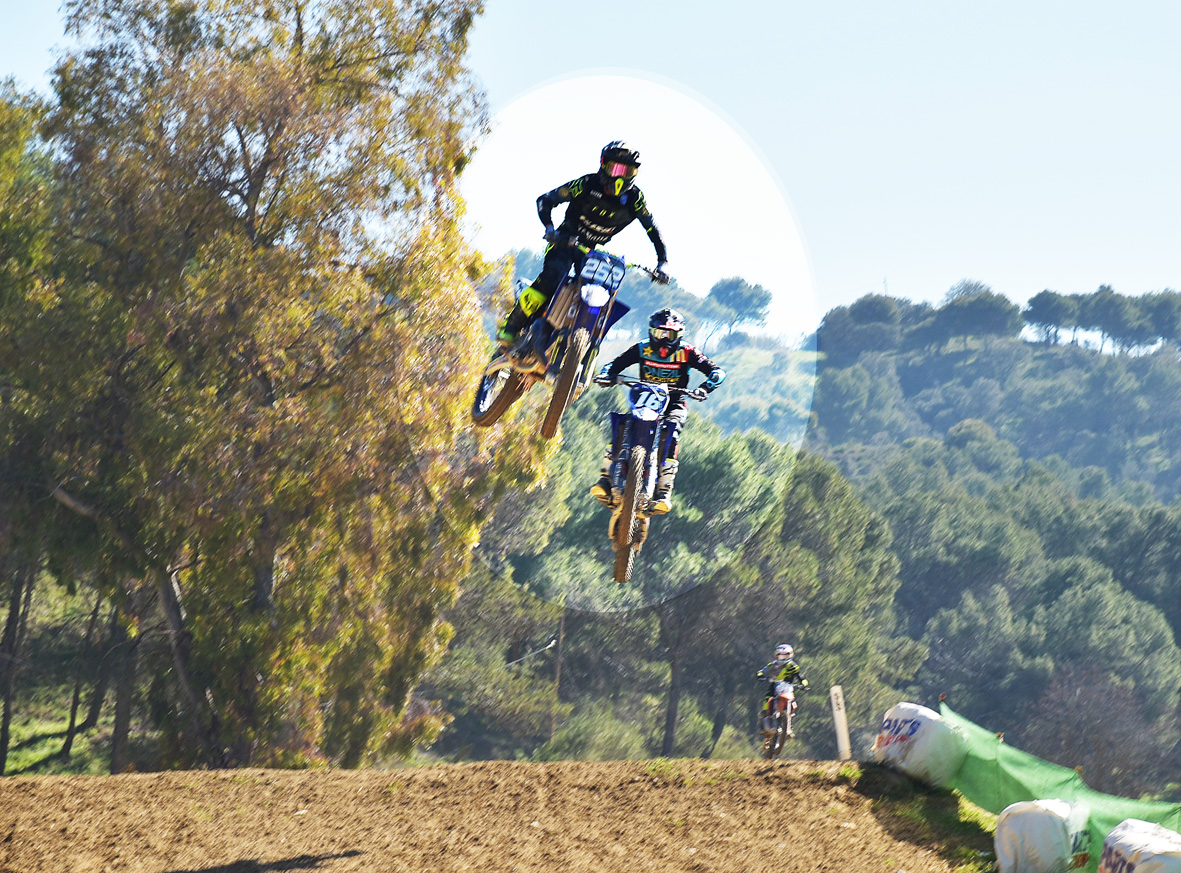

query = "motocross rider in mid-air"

[
  {"left": 496, "top": 141, "right": 670, "bottom": 347},
  {"left": 757, "top": 643, "right": 809, "bottom": 738},
  {"left": 591, "top": 308, "right": 725, "bottom": 515}
]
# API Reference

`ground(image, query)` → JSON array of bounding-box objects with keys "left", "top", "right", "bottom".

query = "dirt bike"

[
  {"left": 470, "top": 242, "right": 662, "bottom": 439},
  {"left": 759, "top": 680, "right": 800, "bottom": 760},
  {"left": 467, "top": 242, "right": 661, "bottom": 437},
  {"left": 596, "top": 374, "right": 707, "bottom": 584}
]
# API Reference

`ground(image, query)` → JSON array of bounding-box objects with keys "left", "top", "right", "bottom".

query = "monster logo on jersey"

[{"left": 638, "top": 343, "right": 689, "bottom": 384}]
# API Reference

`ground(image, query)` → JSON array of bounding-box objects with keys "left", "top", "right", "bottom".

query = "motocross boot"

[
  {"left": 496, "top": 304, "right": 530, "bottom": 347},
  {"left": 497, "top": 284, "right": 548, "bottom": 347},
  {"left": 590, "top": 447, "right": 614, "bottom": 505},
  {"left": 649, "top": 460, "right": 679, "bottom": 515}
]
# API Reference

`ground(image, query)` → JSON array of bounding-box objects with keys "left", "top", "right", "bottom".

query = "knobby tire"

[
  {"left": 540, "top": 328, "right": 590, "bottom": 440},
  {"left": 763, "top": 719, "right": 786, "bottom": 760},
  {"left": 471, "top": 359, "right": 528, "bottom": 427},
  {"left": 613, "top": 445, "right": 645, "bottom": 584}
]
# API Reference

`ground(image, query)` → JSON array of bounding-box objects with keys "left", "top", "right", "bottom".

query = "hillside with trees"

[
  {"left": 812, "top": 284, "right": 1181, "bottom": 501},
  {"left": 806, "top": 283, "right": 1181, "bottom": 796}
]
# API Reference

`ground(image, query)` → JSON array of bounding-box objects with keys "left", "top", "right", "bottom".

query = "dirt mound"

[{"left": 0, "top": 759, "right": 987, "bottom": 872}]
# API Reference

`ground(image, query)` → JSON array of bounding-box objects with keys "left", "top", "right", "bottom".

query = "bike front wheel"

[
  {"left": 612, "top": 444, "right": 645, "bottom": 584},
  {"left": 472, "top": 355, "right": 529, "bottom": 427},
  {"left": 540, "top": 328, "right": 590, "bottom": 440},
  {"left": 763, "top": 724, "right": 785, "bottom": 760}
]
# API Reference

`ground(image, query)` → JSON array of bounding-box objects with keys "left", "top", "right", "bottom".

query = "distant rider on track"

[
  {"left": 757, "top": 643, "right": 809, "bottom": 738},
  {"left": 496, "top": 141, "right": 670, "bottom": 346}
]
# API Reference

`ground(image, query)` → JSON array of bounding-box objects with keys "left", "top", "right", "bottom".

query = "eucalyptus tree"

[
  {"left": 0, "top": 87, "right": 58, "bottom": 773},
  {"left": 37, "top": 0, "right": 540, "bottom": 767}
]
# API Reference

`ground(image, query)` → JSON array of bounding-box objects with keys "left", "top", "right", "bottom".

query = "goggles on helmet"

[
  {"left": 602, "top": 161, "right": 639, "bottom": 179},
  {"left": 650, "top": 327, "right": 679, "bottom": 341}
]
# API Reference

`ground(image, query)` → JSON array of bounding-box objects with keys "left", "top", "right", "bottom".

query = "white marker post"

[{"left": 830, "top": 685, "right": 852, "bottom": 760}]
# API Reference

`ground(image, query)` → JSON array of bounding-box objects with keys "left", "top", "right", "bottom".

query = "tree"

[
  {"left": 706, "top": 277, "right": 772, "bottom": 335},
  {"left": 420, "top": 564, "right": 570, "bottom": 760},
  {"left": 1079, "top": 286, "right": 1151, "bottom": 353},
  {"left": 1018, "top": 667, "right": 1175, "bottom": 796},
  {"left": 816, "top": 296, "right": 904, "bottom": 367},
  {"left": 944, "top": 279, "right": 994, "bottom": 303},
  {"left": 849, "top": 295, "right": 901, "bottom": 326},
  {"left": 1042, "top": 579, "right": 1181, "bottom": 719},
  {"left": 919, "top": 585, "right": 1053, "bottom": 722},
  {"left": 936, "top": 289, "right": 1023, "bottom": 347},
  {"left": 723, "top": 452, "right": 925, "bottom": 756},
  {"left": 0, "top": 87, "right": 57, "bottom": 774},
  {"left": 1141, "top": 290, "right": 1181, "bottom": 346},
  {"left": 1023, "top": 290, "right": 1078, "bottom": 345},
  {"left": 32, "top": 0, "right": 542, "bottom": 767}
]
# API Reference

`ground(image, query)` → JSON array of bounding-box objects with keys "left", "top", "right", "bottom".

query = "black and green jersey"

[
  {"left": 537, "top": 173, "right": 667, "bottom": 264},
  {"left": 757, "top": 659, "right": 804, "bottom": 686}
]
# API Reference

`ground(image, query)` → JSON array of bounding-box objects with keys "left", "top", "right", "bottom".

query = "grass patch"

[
  {"left": 837, "top": 763, "right": 863, "bottom": 782},
  {"left": 852, "top": 764, "right": 996, "bottom": 873},
  {"left": 644, "top": 758, "right": 683, "bottom": 783}
]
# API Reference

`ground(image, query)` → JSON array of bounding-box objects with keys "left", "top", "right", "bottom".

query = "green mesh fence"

[{"left": 939, "top": 702, "right": 1181, "bottom": 872}]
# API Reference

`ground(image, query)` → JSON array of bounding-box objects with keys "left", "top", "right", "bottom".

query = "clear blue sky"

[
  {"left": 7, "top": 1, "right": 1180, "bottom": 314},
  {"left": 466, "top": 0, "right": 1181, "bottom": 312}
]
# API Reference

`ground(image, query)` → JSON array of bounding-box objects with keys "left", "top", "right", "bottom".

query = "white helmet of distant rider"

[{"left": 775, "top": 644, "right": 793, "bottom": 662}]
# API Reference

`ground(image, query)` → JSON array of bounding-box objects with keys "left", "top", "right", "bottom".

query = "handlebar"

[
  {"left": 757, "top": 676, "right": 808, "bottom": 692},
  {"left": 596, "top": 373, "right": 709, "bottom": 401},
  {"left": 543, "top": 236, "right": 664, "bottom": 282}
]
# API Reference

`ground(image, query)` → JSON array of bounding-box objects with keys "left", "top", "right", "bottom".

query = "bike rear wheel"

[
  {"left": 471, "top": 356, "right": 529, "bottom": 427},
  {"left": 612, "top": 445, "right": 645, "bottom": 584},
  {"left": 540, "top": 327, "right": 590, "bottom": 440}
]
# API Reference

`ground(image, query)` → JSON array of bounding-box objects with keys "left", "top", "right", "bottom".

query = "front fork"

[{"left": 608, "top": 415, "right": 664, "bottom": 495}]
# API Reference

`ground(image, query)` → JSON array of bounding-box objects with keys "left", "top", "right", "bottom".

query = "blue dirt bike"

[
  {"left": 471, "top": 244, "right": 662, "bottom": 439},
  {"left": 596, "top": 374, "right": 707, "bottom": 584}
]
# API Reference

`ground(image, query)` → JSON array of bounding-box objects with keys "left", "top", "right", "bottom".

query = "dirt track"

[{"left": 0, "top": 759, "right": 987, "bottom": 872}]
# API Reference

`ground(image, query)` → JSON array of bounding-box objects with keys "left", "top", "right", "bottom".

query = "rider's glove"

[
  {"left": 543, "top": 225, "right": 558, "bottom": 243},
  {"left": 652, "top": 263, "right": 670, "bottom": 285},
  {"left": 545, "top": 228, "right": 576, "bottom": 248},
  {"left": 704, "top": 367, "right": 726, "bottom": 393},
  {"left": 594, "top": 366, "right": 614, "bottom": 387},
  {"left": 688, "top": 387, "right": 708, "bottom": 402}
]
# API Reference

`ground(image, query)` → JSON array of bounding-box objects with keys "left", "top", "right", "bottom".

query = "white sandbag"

[
  {"left": 1100, "top": 819, "right": 1181, "bottom": 873},
  {"left": 995, "top": 799, "right": 1091, "bottom": 873},
  {"left": 871, "top": 702, "right": 967, "bottom": 788}
]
